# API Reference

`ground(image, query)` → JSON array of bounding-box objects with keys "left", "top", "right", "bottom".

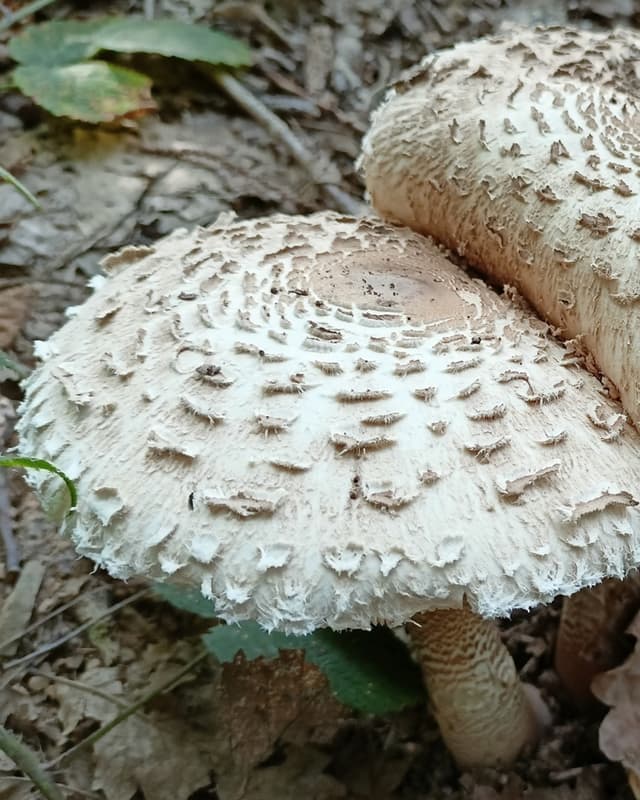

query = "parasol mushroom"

[
  {"left": 359, "top": 26, "right": 640, "bottom": 425},
  {"left": 358, "top": 26, "right": 640, "bottom": 703},
  {"left": 17, "top": 212, "right": 640, "bottom": 767}
]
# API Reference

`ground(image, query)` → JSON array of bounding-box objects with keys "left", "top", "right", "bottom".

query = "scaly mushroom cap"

[
  {"left": 359, "top": 26, "right": 640, "bottom": 425},
  {"left": 17, "top": 212, "right": 640, "bottom": 633}
]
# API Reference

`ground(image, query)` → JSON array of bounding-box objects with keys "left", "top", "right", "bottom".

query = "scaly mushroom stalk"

[
  {"left": 16, "top": 212, "right": 640, "bottom": 767},
  {"left": 555, "top": 574, "right": 640, "bottom": 706},
  {"left": 409, "top": 608, "right": 540, "bottom": 767}
]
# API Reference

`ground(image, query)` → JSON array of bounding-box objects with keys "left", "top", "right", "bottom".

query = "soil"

[{"left": 1, "top": 1, "right": 640, "bottom": 798}]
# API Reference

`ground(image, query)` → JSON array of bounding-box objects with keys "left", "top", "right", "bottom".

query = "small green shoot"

[
  {"left": 0, "top": 0, "right": 58, "bottom": 34},
  {"left": 0, "top": 724, "right": 63, "bottom": 800},
  {"left": 0, "top": 455, "right": 77, "bottom": 510},
  {"left": 0, "top": 350, "right": 30, "bottom": 379},
  {"left": 0, "top": 165, "right": 40, "bottom": 209}
]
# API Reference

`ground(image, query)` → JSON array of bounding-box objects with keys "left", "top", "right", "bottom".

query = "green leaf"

[
  {"left": 203, "top": 623, "right": 425, "bottom": 714},
  {"left": 0, "top": 455, "right": 77, "bottom": 510},
  {"left": 9, "top": 17, "right": 251, "bottom": 69},
  {"left": 0, "top": 166, "right": 40, "bottom": 209},
  {"left": 203, "top": 622, "right": 307, "bottom": 662},
  {"left": 153, "top": 582, "right": 217, "bottom": 618},
  {"left": 303, "top": 628, "right": 425, "bottom": 713},
  {"left": 95, "top": 18, "right": 251, "bottom": 68},
  {"left": 0, "top": 350, "right": 30, "bottom": 379},
  {"left": 8, "top": 19, "right": 109, "bottom": 66},
  {"left": 12, "top": 62, "right": 154, "bottom": 122}
]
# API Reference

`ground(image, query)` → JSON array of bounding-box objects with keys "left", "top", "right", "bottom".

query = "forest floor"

[{"left": 2, "top": 1, "right": 640, "bottom": 798}]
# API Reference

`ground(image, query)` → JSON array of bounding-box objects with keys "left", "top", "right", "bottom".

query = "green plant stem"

[
  {"left": 48, "top": 650, "right": 208, "bottom": 767},
  {"left": 0, "top": 724, "right": 64, "bottom": 800},
  {"left": 0, "top": 166, "right": 41, "bottom": 209},
  {"left": 0, "top": 0, "right": 56, "bottom": 32},
  {"left": 0, "top": 455, "right": 76, "bottom": 509},
  {"left": 0, "top": 350, "right": 30, "bottom": 379}
]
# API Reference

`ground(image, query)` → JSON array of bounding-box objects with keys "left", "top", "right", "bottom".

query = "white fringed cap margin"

[
  {"left": 359, "top": 26, "right": 640, "bottom": 427},
  {"left": 17, "top": 212, "right": 640, "bottom": 633}
]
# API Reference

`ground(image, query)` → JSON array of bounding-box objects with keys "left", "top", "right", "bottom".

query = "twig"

[
  {"left": 0, "top": 166, "right": 41, "bottom": 210},
  {"left": 4, "top": 777, "right": 101, "bottom": 799},
  {"left": 0, "top": 724, "right": 64, "bottom": 800},
  {"left": 0, "top": 0, "right": 56, "bottom": 32},
  {"left": 2, "top": 588, "right": 150, "bottom": 669},
  {"left": 0, "top": 584, "right": 105, "bottom": 653},
  {"left": 210, "top": 69, "right": 365, "bottom": 217},
  {"left": 28, "top": 668, "right": 135, "bottom": 712},
  {"left": 0, "top": 470, "right": 19, "bottom": 574},
  {"left": 48, "top": 650, "right": 209, "bottom": 767},
  {"left": 0, "top": 400, "right": 19, "bottom": 575}
]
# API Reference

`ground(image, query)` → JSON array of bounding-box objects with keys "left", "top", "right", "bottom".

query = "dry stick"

[
  {"left": 6, "top": 777, "right": 101, "bottom": 800},
  {"left": 0, "top": 584, "right": 106, "bottom": 653},
  {"left": 2, "top": 588, "right": 150, "bottom": 669},
  {"left": 0, "top": 724, "right": 64, "bottom": 800},
  {"left": 0, "top": 404, "right": 20, "bottom": 574},
  {"left": 0, "top": 470, "right": 19, "bottom": 574},
  {"left": 211, "top": 69, "right": 366, "bottom": 217},
  {"left": 47, "top": 650, "right": 209, "bottom": 768},
  {"left": 28, "top": 668, "right": 135, "bottom": 712}
]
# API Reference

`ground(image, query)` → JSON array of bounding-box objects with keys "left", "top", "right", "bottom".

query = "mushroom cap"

[
  {"left": 17, "top": 212, "right": 640, "bottom": 633},
  {"left": 359, "top": 26, "right": 640, "bottom": 426}
]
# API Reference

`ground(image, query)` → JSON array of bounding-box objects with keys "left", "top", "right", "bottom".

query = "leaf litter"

[{"left": 2, "top": 0, "right": 640, "bottom": 798}]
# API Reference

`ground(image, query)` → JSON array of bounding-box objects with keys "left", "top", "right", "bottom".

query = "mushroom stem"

[
  {"left": 408, "top": 607, "right": 542, "bottom": 767},
  {"left": 555, "top": 574, "right": 640, "bottom": 707}
]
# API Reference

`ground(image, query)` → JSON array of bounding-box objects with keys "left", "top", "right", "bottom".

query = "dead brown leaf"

[
  {"left": 0, "top": 777, "right": 37, "bottom": 800},
  {"left": 49, "top": 664, "right": 125, "bottom": 734},
  {"left": 92, "top": 712, "right": 212, "bottom": 800},
  {"left": 215, "top": 744, "right": 347, "bottom": 800},
  {"left": 0, "top": 561, "right": 46, "bottom": 656},
  {"left": 593, "top": 611, "right": 640, "bottom": 774},
  {"left": 0, "top": 286, "right": 34, "bottom": 349},
  {"left": 210, "top": 650, "right": 349, "bottom": 771}
]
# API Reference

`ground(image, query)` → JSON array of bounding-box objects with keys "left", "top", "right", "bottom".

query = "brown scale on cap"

[{"left": 17, "top": 212, "right": 640, "bottom": 768}]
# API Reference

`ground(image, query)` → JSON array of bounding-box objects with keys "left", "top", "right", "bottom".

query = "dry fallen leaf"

[
  {"left": 0, "top": 561, "right": 46, "bottom": 657},
  {"left": 216, "top": 744, "right": 347, "bottom": 800},
  {"left": 49, "top": 656, "right": 213, "bottom": 800},
  {"left": 0, "top": 286, "right": 34, "bottom": 349},
  {"left": 210, "top": 650, "right": 349, "bottom": 770},
  {"left": 593, "top": 611, "right": 640, "bottom": 784},
  {"left": 92, "top": 712, "right": 212, "bottom": 800},
  {"left": 50, "top": 664, "right": 125, "bottom": 734},
  {"left": 0, "top": 776, "right": 37, "bottom": 800}
]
